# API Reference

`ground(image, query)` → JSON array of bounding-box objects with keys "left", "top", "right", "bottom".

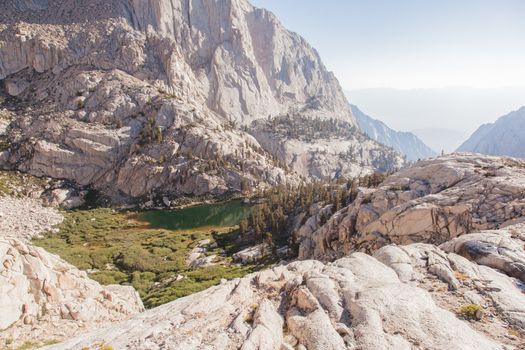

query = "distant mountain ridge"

[
  {"left": 350, "top": 104, "right": 436, "bottom": 161},
  {"left": 457, "top": 106, "right": 525, "bottom": 158}
]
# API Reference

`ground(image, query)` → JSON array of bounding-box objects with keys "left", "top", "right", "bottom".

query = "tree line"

[{"left": 238, "top": 172, "right": 387, "bottom": 252}]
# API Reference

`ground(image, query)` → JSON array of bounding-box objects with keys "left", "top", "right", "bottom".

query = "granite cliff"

[{"left": 0, "top": 0, "right": 403, "bottom": 204}]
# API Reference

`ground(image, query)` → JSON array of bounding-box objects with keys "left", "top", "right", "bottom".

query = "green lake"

[{"left": 138, "top": 200, "right": 252, "bottom": 231}]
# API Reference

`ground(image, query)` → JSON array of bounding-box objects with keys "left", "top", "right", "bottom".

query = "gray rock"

[
  {"left": 0, "top": 237, "right": 143, "bottom": 345},
  {"left": 4, "top": 78, "right": 29, "bottom": 96},
  {"left": 0, "top": 0, "right": 402, "bottom": 202}
]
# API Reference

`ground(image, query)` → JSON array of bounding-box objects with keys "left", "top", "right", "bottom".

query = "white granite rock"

[
  {"left": 0, "top": 0, "right": 402, "bottom": 202},
  {"left": 46, "top": 249, "right": 518, "bottom": 349},
  {"left": 298, "top": 154, "right": 525, "bottom": 260}
]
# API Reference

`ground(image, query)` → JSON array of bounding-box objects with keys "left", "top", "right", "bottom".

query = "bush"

[
  {"left": 90, "top": 270, "right": 128, "bottom": 285},
  {"left": 458, "top": 304, "right": 483, "bottom": 320}
]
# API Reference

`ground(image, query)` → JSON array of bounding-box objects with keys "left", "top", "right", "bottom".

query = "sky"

[{"left": 251, "top": 0, "right": 525, "bottom": 90}]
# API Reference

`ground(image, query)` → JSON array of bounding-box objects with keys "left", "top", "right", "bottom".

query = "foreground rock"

[
  {"left": 0, "top": 196, "right": 144, "bottom": 347},
  {"left": 47, "top": 241, "right": 524, "bottom": 350},
  {"left": 0, "top": 237, "right": 144, "bottom": 346},
  {"left": 298, "top": 154, "right": 525, "bottom": 260},
  {"left": 440, "top": 224, "right": 525, "bottom": 284}
]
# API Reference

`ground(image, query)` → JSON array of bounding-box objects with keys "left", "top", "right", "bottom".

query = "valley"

[
  {"left": 0, "top": 0, "right": 524, "bottom": 349},
  {"left": 33, "top": 201, "right": 260, "bottom": 309}
]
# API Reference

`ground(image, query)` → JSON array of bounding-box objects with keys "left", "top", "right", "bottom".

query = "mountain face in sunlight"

[
  {"left": 458, "top": 106, "right": 525, "bottom": 158},
  {"left": 0, "top": 0, "right": 403, "bottom": 204}
]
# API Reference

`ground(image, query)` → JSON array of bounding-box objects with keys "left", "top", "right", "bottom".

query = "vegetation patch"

[
  {"left": 241, "top": 173, "right": 386, "bottom": 251},
  {"left": 0, "top": 338, "right": 58, "bottom": 350},
  {"left": 0, "top": 170, "right": 50, "bottom": 197},
  {"left": 33, "top": 204, "right": 262, "bottom": 308},
  {"left": 458, "top": 304, "right": 483, "bottom": 320}
]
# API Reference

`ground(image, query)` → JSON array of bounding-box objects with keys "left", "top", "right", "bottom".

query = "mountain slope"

[
  {"left": 0, "top": 0, "right": 403, "bottom": 203},
  {"left": 457, "top": 106, "right": 525, "bottom": 157},
  {"left": 350, "top": 104, "right": 436, "bottom": 161}
]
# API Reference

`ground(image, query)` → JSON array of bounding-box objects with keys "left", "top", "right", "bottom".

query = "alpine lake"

[{"left": 33, "top": 200, "right": 261, "bottom": 308}]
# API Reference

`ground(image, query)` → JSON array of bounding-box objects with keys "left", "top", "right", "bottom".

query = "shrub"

[
  {"left": 458, "top": 304, "right": 483, "bottom": 320},
  {"left": 16, "top": 341, "right": 38, "bottom": 350},
  {"left": 90, "top": 270, "right": 128, "bottom": 285}
]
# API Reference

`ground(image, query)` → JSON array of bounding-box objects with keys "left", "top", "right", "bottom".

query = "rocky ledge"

[{"left": 298, "top": 153, "right": 525, "bottom": 260}]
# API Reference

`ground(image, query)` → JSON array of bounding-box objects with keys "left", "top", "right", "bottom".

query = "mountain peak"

[{"left": 457, "top": 106, "right": 525, "bottom": 158}]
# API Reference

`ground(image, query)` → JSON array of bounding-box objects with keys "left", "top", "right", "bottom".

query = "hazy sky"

[{"left": 251, "top": 0, "right": 525, "bottom": 90}]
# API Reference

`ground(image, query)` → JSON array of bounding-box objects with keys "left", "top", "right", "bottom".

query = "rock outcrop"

[
  {"left": 457, "top": 106, "right": 525, "bottom": 158},
  {"left": 351, "top": 104, "right": 436, "bottom": 161},
  {"left": 0, "top": 237, "right": 144, "bottom": 345},
  {"left": 0, "top": 0, "right": 403, "bottom": 202},
  {"left": 250, "top": 114, "right": 404, "bottom": 180},
  {"left": 47, "top": 239, "right": 524, "bottom": 349},
  {"left": 0, "top": 196, "right": 144, "bottom": 346},
  {"left": 298, "top": 153, "right": 525, "bottom": 260}
]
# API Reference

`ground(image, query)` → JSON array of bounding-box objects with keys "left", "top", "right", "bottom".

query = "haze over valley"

[{"left": 347, "top": 86, "right": 525, "bottom": 152}]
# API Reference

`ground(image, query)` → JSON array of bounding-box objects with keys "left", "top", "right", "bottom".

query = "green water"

[{"left": 138, "top": 200, "right": 252, "bottom": 231}]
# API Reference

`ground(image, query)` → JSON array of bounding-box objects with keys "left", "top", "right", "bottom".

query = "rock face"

[
  {"left": 0, "top": 0, "right": 402, "bottom": 202},
  {"left": 0, "top": 237, "right": 144, "bottom": 344},
  {"left": 250, "top": 114, "right": 404, "bottom": 180},
  {"left": 47, "top": 240, "right": 524, "bottom": 349},
  {"left": 0, "top": 0, "right": 352, "bottom": 125},
  {"left": 298, "top": 153, "right": 525, "bottom": 260},
  {"left": 351, "top": 104, "right": 436, "bottom": 161},
  {"left": 0, "top": 196, "right": 144, "bottom": 346},
  {"left": 457, "top": 106, "right": 525, "bottom": 158},
  {"left": 440, "top": 224, "right": 525, "bottom": 284}
]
